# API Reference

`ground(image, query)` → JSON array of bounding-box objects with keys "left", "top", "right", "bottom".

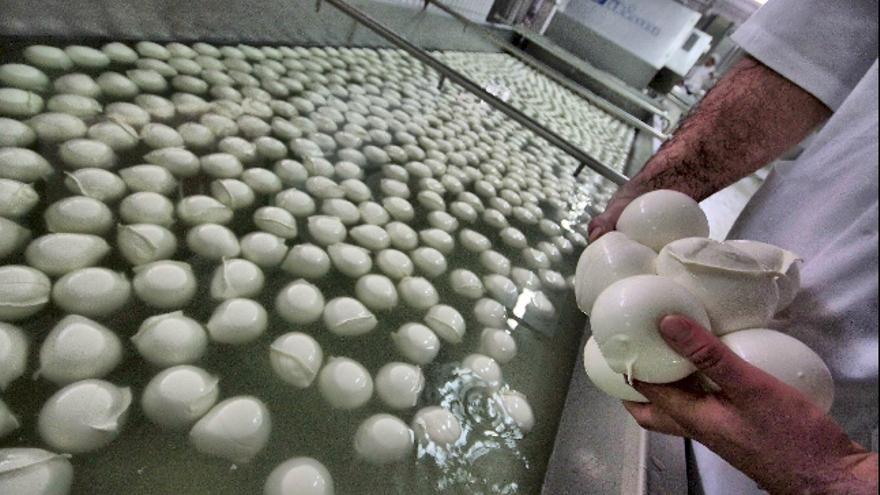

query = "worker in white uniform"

[{"left": 589, "top": 0, "right": 878, "bottom": 492}]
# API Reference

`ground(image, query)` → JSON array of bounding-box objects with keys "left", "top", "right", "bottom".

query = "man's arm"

[{"left": 589, "top": 56, "right": 832, "bottom": 241}]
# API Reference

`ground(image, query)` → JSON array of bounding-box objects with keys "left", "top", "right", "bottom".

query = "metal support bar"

[
  {"left": 426, "top": 0, "right": 669, "bottom": 141},
  {"left": 319, "top": 0, "right": 629, "bottom": 185}
]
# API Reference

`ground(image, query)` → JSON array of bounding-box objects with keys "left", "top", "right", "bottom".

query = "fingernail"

[{"left": 660, "top": 316, "right": 692, "bottom": 343}]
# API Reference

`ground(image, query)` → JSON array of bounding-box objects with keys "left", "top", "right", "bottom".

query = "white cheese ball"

[
  {"left": 497, "top": 390, "right": 535, "bottom": 433},
  {"left": 52, "top": 268, "right": 131, "bottom": 318},
  {"left": 575, "top": 232, "right": 657, "bottom": 316},
  {"left": 58, "top": 139, "right": 116, "bottom": 170},
  {"left": 0, "top": 117, "right": 36, "bottom": 147},
  {"left": 349, "top": 224, "right": 391, "bottom": 251},
  {"left": 385, "top": 221, "right": 418, "bottom": 251},
  {"left": 323, "top": 297, "right": 378, "bottom": 336},
  {"left": 722, "top": 329, "right": 835, "bottom": 413},
  {"left": 307, "top": 215, "right": 347, "bottom": 245},
  {"left": 145, "top": 147, "right": 200, "bottom": 178},
  {"left": 355, "top": 274, "right": 399, "bottom": 311},
  {"left": 44, "top": 196, "right": 114, "bottom": 235},
  {"left": 119, "top": 165, "right": 177, "bottom": 195},
  {"left": 0, "top": 147, "right": 53, "bottom": 182},
  {"left": 25, "top": 44, "right": 74, "bottom": 69},
  {"left": 375, "top": 362, "right": 425, "bottom": 410},
  {"left": 38, "top": 315, "right": 122, "bottom": 385},
  {"left": 63, "top": 168, "right": 126, "bottom": 202},
  {"left": 591, "top": 275, "right": 711, "bottom": 384},
  {"left": 176, "top": 195, "right": 233, "bottom": 226},
  {"left": 281, "top": 244, "right": 331, "bottom": 279},
  {"left": 411, "top": 407, "right": 461, "bottom": 447},
  {"left": 448, "top": 269, "right": 484, "bottom": 300},
  {"left": 391, "top": 323, "right": 440, "bottom": 365},
  {"left": 726, "top": 240, "right": 802, "bottom": 313},
  {"left": 424, "top": 305, "right": 466, "bottom": 345},
  {"left": 133, "top": 261, "right": 197, "bottom": 309},
  {"left": 254, "top": 207, "right": 298, "bottom": 239},
  {"left": 27, "top": 112, "right": 86, "bottom": 144},
  {"left": 398, "top": 277, "right": 439, "bottom": 310},
  {"left": 270, "top": 333, "right": 324, "bottom": 388},
  {"left": 211, "top": 179, "right": 255, "bottom": 210},
  {"left": 461, "top": 354, "right": 503, "bottom": 388},
  {"left": 354, "top": 414, "right": 415, "bottom": 464},
  {"left": 0, "top": 265, "right": 51, "bottom": 321},
  {"left": 419, "top": 229, "right": 454, "bottom": 255},
  {"left": 0, "top": 323, "right": 27, "bottom": 389},
  {"left": 479, "top": 328, "right": 517, "bottom": 364},
  {"left": 0, "top": 399, "right": 19, "bottom": 439},
  {"left": 318, "top": 357, "right": 373, "bottom": 410},
  {"left": 207, "top": 298, "right": 268, "bottom": 345},
  {"left": 0, "top": 218, "right": 30, "bottom": 261},
  {"left": 383, "top": 197, "right": 414, "bottom": 221},
  {"left": 187, "top": 223, "right": 240, "bottom": 260},
  {"left": 474, "top": 298, "right": 508, "bottom": 328},
  {"left": 583, "top": 336, "right": 648, "bottom": 403},
  {"left": 119, "top": 192, "right": 175, "bottom": 227},
  {"left": 411, "top": 247, "right": 447, "bottom": 279},
  {"left": 264, "top": 458, "right": 333, "bottom": 495},
  {"left": 87, "top": 120, "right": 139, "bottom": 151},
  {"left": 210, "top": 258, "right": 264, "bottom": 300},
  {"left": 189, "top": 396, "right": 271, "bottom": 464},
  {"left": 480, "top": 250, "right": 511, "bottom": 276},
  {"left": 0, "top": 448, "right": 74, "bottom": 495},
  {"left": 375, "top": 249, "right": 414, "bottom": 280},
  {"left": 656, "top": 238, "right": 782, "bottom": 335},
  {"left": 458, "top": 229, "right": 491, "bottom": 253},
  {"left": 0, "top": 180, "right": 38, "bottom": 218},
  {"left": 38, "top": 379, "right": 132, "bottom": 454},
  {"left": 275, "top": 280, "right": 325, "bottom": 324},
  {"left": 0, "top": 88, "right": 44, "bottom": 118},
  {"left": 483, "top": 274, "right": 519, "bottom": 309},
  {"left": 327, "top": 243, "right": 372, "bottom": 278},
  {"left": 132, "top": 311, "right": 207, "bottom": 367},
  {"left": 116, "top": 223, "right": 177, "bottom": 266},
  {"left": 616, "top": 190, "right": 709, "bottom": 252},
  {"left": 241, "top": 232, "right": 288, "bottom": 268},
  {"left": 25, "top": 233, "right": 110, "bottom": 276},
  {"left": 141, "top": 365, "right": 219, "bottom": 430}
]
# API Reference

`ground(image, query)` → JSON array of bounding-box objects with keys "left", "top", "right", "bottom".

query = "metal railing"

[
  {"left": 317, "top": 0, "right": 629, "bottom": 184},
  {"left": 424, "top": 0, "right": 670, "bottom": 141}
]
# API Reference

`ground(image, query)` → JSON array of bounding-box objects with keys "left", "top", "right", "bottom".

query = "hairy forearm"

[{"left": 622, "top": 56, "right": 831, "bottom": 201}]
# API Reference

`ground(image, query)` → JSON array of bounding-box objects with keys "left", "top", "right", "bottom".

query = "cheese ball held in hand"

[{"left": 616, "top": 190, "right": 709, "bottom": 252}]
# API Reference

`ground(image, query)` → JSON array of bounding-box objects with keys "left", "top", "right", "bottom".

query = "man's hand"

[{"left": 624, "top": 316, "right": 878, "bottom": 495}]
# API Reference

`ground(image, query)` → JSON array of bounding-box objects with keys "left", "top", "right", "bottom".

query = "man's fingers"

[
  {"left": 623, "top": 401, "right": 689, "bottom": 437},
  {"left": 658, "top": 315, "right": 763, "bottom": 394},
  {"left": 632, "top": 379, "right": 704, "bottom": 412},
  {"left": 588, "top": 218, "right": 612, "bottom": 242}
]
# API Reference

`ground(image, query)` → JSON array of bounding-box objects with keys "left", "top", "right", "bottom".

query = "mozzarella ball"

[
  {"left": 133, "top": 261, "right": 196, "bottom": 309},
  {"left": 583, "top": 336, "right": 648, "bottom": 403},
  {"left": 0, "top": 448, "right": 74, "bottom": 495},
  {"left": 119, "top": 192, "right": 175, "bottom": 226},
  {"left": 25, "top": 44, "right": 74, "bottom": 69},
  {"left": 482, "top": 274, "right": 519, "bottom": 309},
  {"left": 116, "top": 223, "right": 177, "bottom": 266},
  {"left": 44, "top": 196, "right": 114, "bottom": 235},
  {"left": 424, "top": 305, "right": 466, "bottom": 344},
  {"left": 458, "top": 229, "right": 491, "bottom": 253},
  {"left": 275, "top": 280, "right": 325, "bottom": 324},
  {"left": 474, "top": 298, "right": 508, "bottom": 328},
  {"left": 398, "top": 277, "right": 439, "bottom": 310},
  {"left": 0, "top": 218, "right": 30, "bottom": 261},
  {"left": 616, "top": 190, "right": 709, "bottom": 251},
  {"left": 189, "top": 396, "right": 271, "bottom": 463},
  {"left": 479, "top": 328, "right": 517, "bottom": 364},
  {"left": 497, "top": 390, "right": 535, "bottom": 433},
  {"left": 461, "top": 354, "right": 502, "bottom": 387},
  {"left": 119, "top": 165, "right": 177, "bottom": 195},
  {"left": 375, "top": 362, "right": 425, "bottom": 410},
  {"left": 655, "top": 238, "right": 780, "bottom": 335},
  {"left": 38, "top": 315, "right": 122, "bottom": 385},
  {"left": 449, "top": 269, "right": 485, "bottom": 299},
  {"left": 307, "top": 215, "right": 347, "bottom": 245},
  {"left": 280, "top": 243, "right": 329, "bottom": 279},
  {"left": 391, "top": 323, "right": 440, "bottom": 365},
  {"left": 211, "top": 179, "right": 255, "bottom": 210},
  {"left": 239, "top": 233, "right": 286, "bottom": 269},
  {"left": 574, "top": 232, "right": 656, "bottom": 316},
  {"left": 0, "top": 399, "right": 19, "bottom": 439},
  {"left": 385, "top": 221, "right": 418, "bottom": 250},
  {"left": 52, "top": 268, "right": 130, "bottom": 317},
  {"left": 0, "top": 323, "right": 27, "bottom": 389},
  {"left": 376, "top": 249, "right": 414, "bottom": 280},
  {"left": 411, "top": 407, "right": 461, "bottom": 447},
  {"left": 327, "top": 243, "right": 372, "bottom": 278},
  {"left": 318, "top": 357, "right": 373, "bottom": 409},
  {"left": 270, "top": 333, "right": 324, "bottom": 388},
  {"left": 207, "top": 298, "right": 267, "bottom": 345},
  {"left": 187, "top": 223, "right": 240, "bottom": 260},
  {"left": 323, "top": 297, "right": 378, "bottom": 336},
  {"left": 132, "top": 311, "right": 207, "bottom": 367},
  {"left": 63, "top": 168, "right": 126, "bottom": 202},
  {"left": 0, "top": 88, "right": 44, "bottom": 117},
  {"left": 383, "top": 197, "right": 414, "bottom": 221},
  {"left": 176, "top": 195, "right": 233, "bottom": 226},
  {"left": 591, "top": 275, "right": 711, "bottom": 384},
  {"left": 411, "top": 247, "right": 448, "bottom": 278},
  {"left": 722, "top": 329, "right": 835, "bottom": 413},
  {"left": 27, "top": 112, "right": 87, "bottom": 144},
  {"left": 38, "top": 379, "right": 131, "bottom": 453},
  {"left": 419, "top": 229, "right": 454, "bottom": 255},
  {"left": 349, "top": 224, "right": 391, "bottom": 251},
  {"left": 264, "top": 458, "right": 333, "bottom": 495},
  {"left": 726, "top": 239, "right": 803, "bottom": 313},
  {"left": 25, "top": 233, "right": 110, "bottom": 276},
  {"left": 354, "top": 414, "right": 415, "bottom": 464},
  {"left": 0, "top": 179, "right": 39, "bottom": 219},
  {"left": 58, "top": 139, "right": 115, "bottom": 170},
  {"left": 142, "top": 365, "right": 219, "bottom": 429},
  {"left": 354, "top": 274, "right": 399, "bottom": 311},
  {"left": 145, "top": 148, "right": 200, "bottom": 177}
]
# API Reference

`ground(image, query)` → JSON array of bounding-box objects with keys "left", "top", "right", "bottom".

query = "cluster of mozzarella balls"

[
  {"left": 437, "top": 52, "right": 635, "bottom": 172},
  {"left": 0, "top": 39, "right": 609, "bottom": 494},
  {"left": 575, "top": 190, "right": 835, "bottom": 412}
]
